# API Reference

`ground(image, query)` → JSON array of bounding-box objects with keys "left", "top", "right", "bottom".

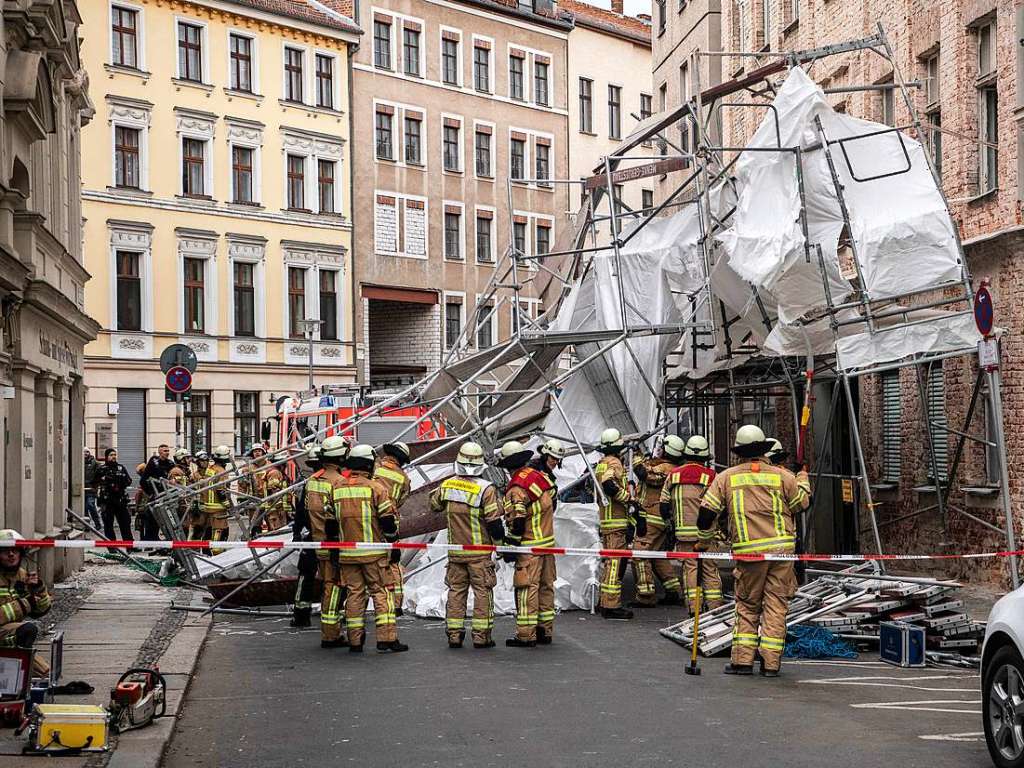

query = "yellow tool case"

[{"left": 28, "top": 704, "right": 109, "bottom": 752}]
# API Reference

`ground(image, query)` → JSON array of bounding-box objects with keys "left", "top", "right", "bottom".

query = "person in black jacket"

[
  {"left": 97, "top": 448, "right": 133, "bottom": 541},
  {"left": 83, "top": 448, "right": 102, "bottom": 528},
  {"left": 137, "top": 445, "right": 174, "bottom": 540}
]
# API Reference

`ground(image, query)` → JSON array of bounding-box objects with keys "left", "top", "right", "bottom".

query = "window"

[
  {"left": 656, "top": 0, "right": 666, "bottom": 35},
  {"left": 511, "top": 138, "right": 525, "bottom": 180},
  {"left": 679, "top": 62, "right": 691, "bottom": 158},
  {"left": 319, "top": 270, "right": 338, "bottom": 340},
  {"left": 510, "top": 54, "right": 524, "bottom": 100},
  {"left": 476, "top": 215, "right": 492, "bottom": 263},
  {"left": 924, "top": 363, "right": 948, "bottom": 483},
  {"left": 977, "top": 21, "right": 998, "bottom": 194},
  {"left": 880, "top": 77, "right": 895, "bottom": 126},
  {"left": 535, "top": 224, "right": 550, "bottom": 257},
  {"left": 640, "top": 93, "right": 652, "bottom": 121},
  {"left": 474, "top": 45, "right": 490, "bottom": 91},
  {"left": 444, "top": 211, "right": 462, "bottom": 260},
  {"left": 375, "top": 110, "right": 393, "bottom": 160},
  {"left": 579, "top": 78, "right": 593, "bottom": 133},
  {"left": 233, "top": 261, "right": 255, "bottom": 337},
  {"left": 923, "top": 53, "right": 942, "bottom": 179},
  {"left": 116, "top": 251, "right": 142, "bottom": 332},
  {"left": 443, "top": 124, "right": 461, "bottom": 172},
  {"left": 184, "top": 393, "right": 211, "bottom": 456},
  {"left": 881, "top": 371, "right": 901, "bottom": 483},
  {"left": 234, "top": 392, "right": 258, "bottom": 455},
  {"left": 608, "top": 85, "right": 622, "bottom": 140},
  {"left": 476, "top": 305, "right": 493, "bottom": 349},
  {"left": 445, "top": 302, "right": 462, "bottom": 348},
  {"left": 318, "top": 160, "right": 335, "bottom": 213},
  {"left": 183, "top": 257, "right": 205, "bottom": 333},
  {"left": 373, "top": 19, "right": 391, "bottom": 69},
  {"left": 924, "top": 52, "right": 940, "bottom": 107},
  {"left": 404, "top": 116, "right": 422, "bottom": 165},
  {"left": 513, "top": 220, "right": 527, "bottom": 255},
  {"left": 534, "top": 61, "right": 549, "bottom": 106},
  {"left": 288, "top": 267, "right": 306, "bottom": 338},
  {"left": 928, "top": 112, "right": 943, "bottom": 179},
  {"left": 177, "top": 22, "right": 203, "bottom": 82},
  {"left": 284, "top": 47, "right": 304, "bottom": 102},
  {"left": 111, "top": 6, "right": 138, "bottom": 68},
  {"left": 115, "top": 126, "right": 140, "bottom": 188},
  {"left": 232, "top": 145, "right": 253, "bottom": 203},
  {"left": 642, "top": 188, "right": 654, "bottom": 210},
  {"left": 403, "top": 28, "right": 420, "bottom": 76},
  {"left": 474, "top": 130, "right": 491, "bottom": 176},
  {"left": 316, "top": 54, "right": 334, "bottom": 108},
  {"left": 760, "top": 0, "right": 771, "bottom": 49},
  {"left": 442, "top": 36, "right": 459, "bottom": 85},
  {"left": 181, "top": 137, "right": 205, "bottom": 196},
  {"left": 229, "top": 34, "right": 253, "bottom": 92},
  {"left": 536, "top": 141, "right": 550, "bottom": 186},
  {"left": 285, "top": 155, "right": 305, "bottom": 210}
]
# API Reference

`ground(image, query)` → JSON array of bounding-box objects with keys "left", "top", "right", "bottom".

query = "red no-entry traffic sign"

[
  {"left": 974, "top": 283, "right": 994, "bottom": 337},
  {"left": 165, "top": 365, "right": 193, "bottom": 395}
]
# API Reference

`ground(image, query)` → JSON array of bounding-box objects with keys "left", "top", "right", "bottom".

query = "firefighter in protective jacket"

[
  {"left": 308, "top": 437, "right": 350, "bottom": 647},
  {"left": 697, "top": 425, "right": 810, "bottom": 677},
  {"left": 594, "top": 428, "right": 643, "bottom": 620},
  {"left": 430, "top": 442, "right": 504, "bottom": 649},
  {"left": 660, "top": 435, "right": 723, "bottom": 614},
  {"left": 335, "top": 444, "right": 408, "bottom": 653},
  {"left": 630, "top": 438, "right": 684, "bottom": 607},
  {"left": 0, "top": 530, "right": 52, "bottom": 675},
  {"left": 375, "top": 442, "right": 412, "bottom": 617}
]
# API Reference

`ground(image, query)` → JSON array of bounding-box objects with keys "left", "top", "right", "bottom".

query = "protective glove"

[
  {"left": 389, "top": 548, "right": 402, "bottom": 565},
  {"left": 13, "top": 581, "right": 28, "bottom": 598},
  {"left": 625, "top": 522, "right": 635, "bottom": 545},
  {"left": 323, "top": 518, "right": 340, "bottom": 541},
  {"left": 634, "top": 515, "right": 647, "bottom": 538}
]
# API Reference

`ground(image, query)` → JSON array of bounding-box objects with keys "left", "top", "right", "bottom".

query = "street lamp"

[{"left": 297, "top": 318, "right": 324, "bottom": 394}]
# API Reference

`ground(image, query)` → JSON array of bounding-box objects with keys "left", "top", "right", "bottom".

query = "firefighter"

[
  {"left": 594, "top": 428, "right": 643, "bottom": 620},
  {"left": 335, "top": 444, "right": 407, "bottom": 653},
  {"left": 430, "top": 442, "right": 504, "bottom": 649},
  {"left": 168, "top": 448, "right": 192, "bottom": 530},
  {"left": 257, "top": 446, "right": 292, "bottom": 534},
  {"left": 192, "top": 450, "right": 209, "bottom": 483},
  {"left": 291, "top": 444, "right": 322, "bottom": 629},
  {"left": 375, "top": 442, "right": 412, "bottom": 617},
  {"left": 765, "top": 438, "right": 812, "bottom": 499},
  {"left": 532, "top": 439, "right": 563, "bottom": 639},
  {"left": 697, "top": 424, "right": 810, "bottom": 677},
  {"left": 660, "top": 435, "right": 724, "bottom": 614},
  {"left": 500, "top": 439, "right": 558, "bottom": 646},
  {"left": 198, "top": 445, "right": 233, "bottom": 545},
  {"left": 0, "top": 530, "right": 52, "bottom": 676},
  {"left": 308, "top": 437, "right": 349, "bottom": 646},
  {"left": 630, "top": 438, "right": 684, "bottom": 607}
]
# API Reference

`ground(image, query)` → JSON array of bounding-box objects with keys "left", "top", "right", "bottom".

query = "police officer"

[
  {"left": 697, "top": 425, "right": 810, "bottom": 677},
  {"left": 593, "top": 428, "right": 643, "bottom": 620},
  {"left": 97, "top": 448, "right": 133, "bottom": 541}
]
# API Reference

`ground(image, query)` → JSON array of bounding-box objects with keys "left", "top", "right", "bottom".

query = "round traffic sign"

[
  {"left": 165, "top": 365, "right": 193, "bottom": 394},
  {"left": 160, "top": 343, "right": 198, "bottom": 374},
  {"left": 974, "top": 284, "right": 994, "bottom": 337}
]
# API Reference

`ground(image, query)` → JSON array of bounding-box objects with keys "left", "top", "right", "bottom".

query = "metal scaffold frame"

[{"left": 143, "top": 23, "right": 1016, "bottom": 591}]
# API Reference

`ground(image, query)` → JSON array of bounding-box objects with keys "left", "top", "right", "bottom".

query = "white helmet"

[
  {"left": 733, "top": 424, "right": 766, "bottom": 448},
  {"left": 0, "top": 529, "right": 23, "bottom": 542},
  {"left": 539, "top": 438, "right": 567, "bottom": 461},
  {"left": 500, "top": 440, "right": 526, "bottom": 459},
  {"left": 194, "top": 450, "right": 209, "bottom": 461},
  {"left": 173, "top": 447, "right": 189, "bottom": 461},
  {"left": 348, "top": 444, "right": 376, "bottom": 468},
  {"left": 765, "top": 438, "right": 786, "bottom": 463},
  {"left": 684, "top": 435, "right": 711, "bottom": 459},
  {"left": 456, "top": 441, "right": 487, "bottom": 477},
  {"left": 600, "top": 428, "right": 624, "bottom": 449},
  {"left": 321, "top": 435, "right": 349, "bottom": 459},
  {"left": 248, "top": 443, "right": 266, "bottom": 457},
  {"left": 383, "top": 442, "right": 411, "bottom": 464},
  {"left": 212, "top": 445, "right": 232, "bottom": 461},
  {"left": 663, "top": 434, "right": 686, "bottom": 458}
]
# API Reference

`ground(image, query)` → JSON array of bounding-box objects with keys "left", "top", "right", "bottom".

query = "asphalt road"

[{"left": 163, "top": 606, "right": 989, "bottom": 768}]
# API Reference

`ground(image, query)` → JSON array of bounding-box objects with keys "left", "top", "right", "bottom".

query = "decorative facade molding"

[
  {"left": 106, "top": 95, "right": 153, "bottom": 127},
  {"left": 176, "top": 227, "right": 218, "bottom": 259},
  {"left": 281, "top": 240, "right": 347, "bottom": 268},
  {"left": 110, "top": 332, "right": 153, "bottom": 360},
  {"left": 174, "top": 108, "right": 216, "bottom": 139},
  {"left": 227, "top": 234, "right": 267, "bottom": 262},
  {"left": 281, "top": 128, "right": 344, "bottom": 160},
  {"left": 108, "top": 220, "right": 153, "bottom": 250},
  {"left": 225, "top": 117, "right": 264, "bottom": 145}
]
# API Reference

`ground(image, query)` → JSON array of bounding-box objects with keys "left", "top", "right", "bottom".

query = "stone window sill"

[
  {"left": 104, "top": 64, "right": 151, "bottom": 80},
  {"left": 172, "top": 78, "right": 214, "bottom": 94},
  {"left": 966, "top": 188, "right": 998, "bottom": 205}
]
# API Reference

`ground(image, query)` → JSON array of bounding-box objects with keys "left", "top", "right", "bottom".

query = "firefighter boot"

[
  {"left": 657, "top": 592, "right": 684, "bottom": 606},
  {"left": 505, "top": 637, "right": 537, "bottom": 648},
  {"left": 321, "top": 637, "right": 349, "bottom": 649},
  {"left": 723, "top": 663, "right": 754, "bottom": 676},
  {"left": 291, "top": 608, "right": 312, "bottom": 628},
  {"left": 759, "top": 657, "right": 780, "bottom": 678},
  {"left": 536, "top": 627, "right": 552, "bottom": 646},
  {"left": 377, "top": 640, "right": 409, "bottom": 653},
  {"left": 600, "top": 607, "right": 634, "bottom": 620},
  {"left": 449, "top": 631, "right": 466, "bottom": 649}
]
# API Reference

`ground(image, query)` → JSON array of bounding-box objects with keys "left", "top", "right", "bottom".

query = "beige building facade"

[
  {"left": 80, "top": 0, "right": 360, "bottom": 471},
  {"left": 0, "top": 0, "right": 98, "bottom": 579},
  {"left": 350, "top": 0, "right": 572, "bottom": 387}
]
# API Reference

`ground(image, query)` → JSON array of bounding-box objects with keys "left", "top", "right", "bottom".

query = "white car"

[{"left": 983, "top": 586, "right": 1024, "bottom": 767}]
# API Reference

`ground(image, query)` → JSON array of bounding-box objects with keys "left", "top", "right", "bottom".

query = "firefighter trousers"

[
  {"left": 340, "top": 556, "right": 397, "bottom": 647},
  {"left": 677, "top": 542, "right": 724, "bottom": 614},
  {"left": 316, "top": 557, "right": 348, "bottom": 642},
  {"left": 0, "top": 623, "right": 49, "bottom": 676},
  {"left": 512, "top": 553, "right": 555, "bottom": 641},
  {"left": 731, "top": 560, "right": 797, "bottom": 671},
  {"left": 445, "top": 557, "right": 496, "bottom": 644},
  {"left": 598, "top": 530, "right": 628, "bottom": 610},
  {"left": 387, "top": 563, "right": 404, "bottom": 612},
  {"left": 631, "top": 525, "right": 682, "bottom": 605}
]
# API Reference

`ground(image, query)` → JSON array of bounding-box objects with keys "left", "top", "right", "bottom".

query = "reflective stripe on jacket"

[
  {"left": 595, "top": 454, "right": 630, "bottom": 532},
  {"left": 430, "top": 476, "right": 502, "bottom": 557}
]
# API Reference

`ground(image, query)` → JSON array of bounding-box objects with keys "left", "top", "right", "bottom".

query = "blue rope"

[{"left": 784, "top": 624, "right": 858, "bottom": 660}]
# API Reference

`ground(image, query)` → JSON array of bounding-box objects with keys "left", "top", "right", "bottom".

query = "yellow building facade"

[{"left": 80, "top": 0, "right": 360, "bottom": 469}]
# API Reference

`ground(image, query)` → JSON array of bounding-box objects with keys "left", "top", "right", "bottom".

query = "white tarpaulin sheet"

[{"left": 835, "top": 312, "right": 979, "bottom": 372}]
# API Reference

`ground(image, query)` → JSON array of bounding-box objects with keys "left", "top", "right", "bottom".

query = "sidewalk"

[{"left": 0, "top": 555, "right": 212, "bottom": 767}]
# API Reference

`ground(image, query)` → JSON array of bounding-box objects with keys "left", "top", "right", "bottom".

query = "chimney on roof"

[{"left": 611, "top": 0, "right": 623, "bottom": 14}]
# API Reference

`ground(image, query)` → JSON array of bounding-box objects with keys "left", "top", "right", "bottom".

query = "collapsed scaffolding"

[{"left": 141, "top": 25, "right": 1018, "bottom": 615}]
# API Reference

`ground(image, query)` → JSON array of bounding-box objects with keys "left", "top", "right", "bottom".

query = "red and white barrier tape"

[{"left": 0, "top": 538, "right": 1020, "bottom": 563}]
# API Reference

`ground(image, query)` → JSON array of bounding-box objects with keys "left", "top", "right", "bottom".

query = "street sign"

[
  {"left": 160, "top": 343, "right": 198, "bottom": 374},
  {"left": 973, "top": 283, "right": 994, "bottom": 337},
  {"left": 582, "top": 157, "right": 688, "bottom": 191},
  {"left": 165, "top": 365, "right": 193, "bottom": 394}
]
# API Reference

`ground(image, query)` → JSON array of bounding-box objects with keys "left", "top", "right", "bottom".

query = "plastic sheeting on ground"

[{"left": 402, "top": 502, "right": 600, "bottom": 619}]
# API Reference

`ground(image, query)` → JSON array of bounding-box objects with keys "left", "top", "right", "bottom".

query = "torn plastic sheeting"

[
  {"left": 835, "top": 312, "right": 979, "bottom": 372},
  {"left": 402, "top": 502, "right": 600, "bottom": 619}
]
